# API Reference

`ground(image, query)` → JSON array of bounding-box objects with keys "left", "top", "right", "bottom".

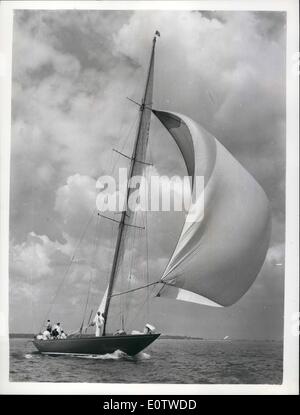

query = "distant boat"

[
  {"left": 33, "top": 31, "right": 271, "bottom": 357},
  {"left": 223, "top": 336, "right": 230, "bottom": 340}
]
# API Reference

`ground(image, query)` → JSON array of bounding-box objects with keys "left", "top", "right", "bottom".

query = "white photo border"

[{"left": 0, "top": 0, "right": 298, "bottom": 395}]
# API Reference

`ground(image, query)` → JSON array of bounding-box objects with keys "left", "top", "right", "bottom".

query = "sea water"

[{"left": 9, "top": 338, "right": 283, "bottom": 383}]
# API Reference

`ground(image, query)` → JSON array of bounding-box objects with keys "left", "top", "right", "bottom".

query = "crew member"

[
  {"left": 92, "top": 312, "right": 105, "bottom": 337},
  {"left": 60, "top": 330, "right": 67, "bottom": 339},
  {"left": 52, "top": 322, "right": 62, "bottom": 338},
  {"left": 46, "top": 320, "right": 52, "bottom": 333},
  {"left": 143, "top": 323, "right": 155, "bottom": 334},
  {"left": 42, "top": 330, "right": 51, "bottom": 340}
]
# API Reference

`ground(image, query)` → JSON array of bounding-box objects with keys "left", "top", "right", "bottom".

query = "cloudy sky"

[{"left": 9, "top": 9, "right": 286, "bottom": 339}]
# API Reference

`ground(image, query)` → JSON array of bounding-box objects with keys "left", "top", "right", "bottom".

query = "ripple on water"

[{"left": 9, "top": 339, "right": 283, "bottom": 384}]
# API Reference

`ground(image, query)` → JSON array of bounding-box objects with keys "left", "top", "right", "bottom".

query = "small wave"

[
  {"left": 72, "top": 349, "right": 127, "bottom": 360},
  {"left": 136, "top": 352, "right": 151, "bottom": 360}
]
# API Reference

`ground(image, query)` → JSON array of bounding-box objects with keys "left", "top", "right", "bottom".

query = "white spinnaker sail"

[{"left": 153, "top": 110, "right": 271, "bottom": 307}]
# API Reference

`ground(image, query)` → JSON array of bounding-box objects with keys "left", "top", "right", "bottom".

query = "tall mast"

[{"left": 102, "top": 32, "right": 159, "bottom": 336}]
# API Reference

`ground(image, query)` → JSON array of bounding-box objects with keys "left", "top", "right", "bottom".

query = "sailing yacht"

[{"left": 33, "top": 32, "right": 271, "bottom": 356}]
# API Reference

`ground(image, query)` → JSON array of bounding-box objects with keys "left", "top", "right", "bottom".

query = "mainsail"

[{"left": 153, "top": 110, "right": 271, "bottom": 307}]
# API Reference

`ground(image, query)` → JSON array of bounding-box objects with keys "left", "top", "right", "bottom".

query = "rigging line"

[
  {"left": 144, "top": 198, "right": 150, "bottom": 321},
  {"left": 119, "top": 216, "right": 133, "bottom": 325},
  {"left": 119, "top": 228, "right": 127, "bottom": 330},
  {"left": 39, "top": 208, "right": 97, "bottom": 331},
  {"left": 126, "top": 292, "right": 147, "bottom": 330},
  {"left": 128, "top": 212, "right": 149, "bottom": 328},
  {"left": 128, "top": 212, "right": 138, "bottom": 287},
  {"left": 70, "top": 207, "right": 98, "bottom": 261},
  {"left": 162, "top": 237, "right": 207, "bottom": 284},
  {"left": 146, "top": 161, "right": 154, "bottom": 320},
  {"left": 106, "top": 302, "right": 124, "bottom": 333},
  {"left": 126, "top": 224, "right": 146, "bottom": 328},
  {"left": 111, "top": 109, "right": 137, "bottom": 171},
  {"left": 83, "top": 212, "right": 100, "bottom": 323},
  {"left": 125, "top": 212, "right": 140, "bottom": 310},
  {"left": 110, "top": 113, "right": 140, "bottom": 176},
  {"left": 125, "top": 282, "right": 157, "bottom": 330},
  {"left": 79, "top": 270, "right": 93, "bottom": 334},
  {"left": 97, "top": 107, "right": 128, "bottom": 183},
  {"left": 84, "top": 309, "right": 94, "bottom": 333},
  {"left": 111, "top": 279, "right": 163, "bottom": 298},
  {"left": 120, "top": 275, "right": 123, "bottom": 329},
  {"left": 124, "top": 214, "right": 139, "bottom": 324},
  {"left": 106, "top": 216, "right": 115, "bottom": 285},
  {"left": 107, "top": 219, "right": 127, "bottom": 329},
  {"left": 125, "top": 163, "right": 151, "bottom": 324}
]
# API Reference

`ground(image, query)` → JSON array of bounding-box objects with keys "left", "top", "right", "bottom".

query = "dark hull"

[{"left": 33, "top": 333, "right": 160, "bottom": 356}]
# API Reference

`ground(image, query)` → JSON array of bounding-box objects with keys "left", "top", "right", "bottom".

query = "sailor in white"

[
  {"left": 94, "top": 312, "right": 105, "bottom": 337},
  {"left": 42, "top": 330, "right": 50, "bottom": 340},
  {"left": 46, "top": 320, "right": 52, "bottom": 333},
  {"left": 143, "top": 323, "right": 156, "bottom": 334},
  {"left": 59, "top": 330, "right": 67, "bottom": 339}
]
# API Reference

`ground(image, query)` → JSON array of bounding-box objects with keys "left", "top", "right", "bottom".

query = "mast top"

[{"left": 153, "top": 30, "right": 161, "bottom": 42}]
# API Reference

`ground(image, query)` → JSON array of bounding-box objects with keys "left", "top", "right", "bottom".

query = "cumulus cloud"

[
  {"left": 9, "top": 10, "right": 286, "bottom": 338},
  {"left": 55, "top": 175, "right": 96, "bottom": 226},
  {"left": 11, "top": 232, "right": 55, "bottom": 279}
]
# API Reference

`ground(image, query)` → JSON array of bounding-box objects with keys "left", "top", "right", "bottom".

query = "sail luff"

[{"left": 102, "top": 34, "right": 158, "bottom": 335}]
